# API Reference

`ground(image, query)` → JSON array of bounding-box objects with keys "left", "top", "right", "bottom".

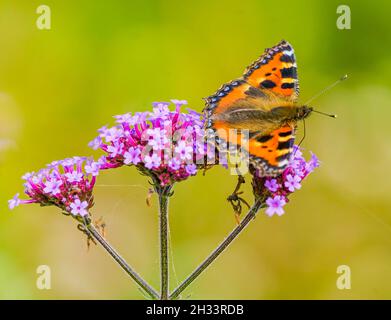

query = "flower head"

[
  {"left": 252, "top": 146, "right": 319, "bottom": 217},
  {"left": 89, "top": 100, "right": 206, "bottom": 186},
  {"left": 8, "top": 157, "right": 100, "bottom": 218}
]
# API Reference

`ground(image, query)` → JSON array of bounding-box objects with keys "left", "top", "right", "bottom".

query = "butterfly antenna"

[
  {"left": 312, "top": 110, "right": 337, "bottom": 118},
  {"left": 304, "top": 74, "right": 348, "bottom": 105}
]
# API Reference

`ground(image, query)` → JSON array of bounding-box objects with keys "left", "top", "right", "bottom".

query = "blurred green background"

[{"left": 1, "top": 0, "right": 391, "bottom": 299}]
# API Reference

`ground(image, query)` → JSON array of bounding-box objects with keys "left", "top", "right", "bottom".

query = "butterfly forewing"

[{"left": 243, "top": 40, "right": 299, "bottom": 101}]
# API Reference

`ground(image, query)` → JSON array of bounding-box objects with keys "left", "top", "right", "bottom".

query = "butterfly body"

[{"left": 204, "top": 40, "right": 312, "bottom": 176}]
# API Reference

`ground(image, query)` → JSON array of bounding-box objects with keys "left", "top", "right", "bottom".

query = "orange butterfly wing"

[
  {"left": 204, "top": 40, "right": 300, "bottom": 176},
  {"left": 243, "top": 40, "right": 299, "bottom": 101},
  {"left": 246, "top": 124, "right": 295, "bottom": 176}
]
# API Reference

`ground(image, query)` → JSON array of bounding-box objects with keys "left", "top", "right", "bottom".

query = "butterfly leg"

[
  {"left": 227, "top": 174, "right": 250, "bottom": 224},
  {"left": 146, "top": 188, "right": 154, "bottom": 207},
  {"left": 77, "top": 219, "right": 97, "bottom": 250},
  {"left": 94, "top": 216, "right": 107, "bottom": 239}
]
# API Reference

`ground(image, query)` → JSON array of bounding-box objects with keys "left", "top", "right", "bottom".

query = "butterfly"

[{"left": 203, "top": 40, "right": 313, "bottom": 176}]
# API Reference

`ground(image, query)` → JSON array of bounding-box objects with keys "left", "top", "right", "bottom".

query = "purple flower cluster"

[
  {"left": 89, "top": 100, "right": 206, "bottom": 186},
  {"left": 254, "top": 146, "right": 320, "bottom": 217},
  {"left": 8, "top": 157, "right": 100, "bottom": 218}
]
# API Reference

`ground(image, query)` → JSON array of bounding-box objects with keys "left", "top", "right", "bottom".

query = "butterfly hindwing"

[{"left": 247, "top": 124, "right": 295, "bottom": 176}]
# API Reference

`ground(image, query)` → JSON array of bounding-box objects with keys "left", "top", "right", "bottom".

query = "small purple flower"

[
  {"left": 85, "top": 161, "right": 100, "bottom": 176},
  {"left": 124, "top": 147, "right": 142, "bottom": 165},
  {"left": 62, "top": 158, "right": 76, "bottom": 167},
  {"left": 107, "top": 141, "right": 124, "bottom": 157},
  {"left": 144, "top": 153, "right": 162, "bottom": 169},
  {"left": 114, "top": 112, "right": 133, "bottom": 124},
  {"left": 306, "top": 152, "right": 320, "bottom": 173},
  {"left": 171, "top": 99, "right": 188, "bottom": 109},
  {"left": 88, "top": 136, "right": 102, "bottom": 150},
  {"left": 168, "top": 157, "right": 181, "bottom": 171},
  {"left": 43, "top": 179, "right": 63, "bottom": 195},
  {"left": 101, "top": 126, "right": 122, "bottom": 143},
  {"left": 265, "top": 195, "right": 286, "bottom": 217},
  {"left": 264, "top": 178, "right": 280, "bottom": 192},
  {"left": 145, "top": 128, "right": 168, "bottom": 151},
  {"left": 290, "top": 158, "right": 306, "bottom": 176},
  {"left": 292, "top": 145, "right": 303, "bottom": 158},
  {"left": 65, "top": 171, "right": 83, "bottom": 183},
  {"left": 175, "top": 140, "right": 193, "bottom": 161},
  {"left": 284, "top": 174, "right": 302, "bottom": 192},
  {"left": 22, "top": 172, "right": 33, "bottom": 180},
  {"left": 69, "top": 198, "right": 89, "bottom": 217},
  {"left": 8, "top": 193, "right": 21, "bottom": 209},
  {"left": 151, "top": 102, "right": 170, "bottom": 118},
  {"left": 185, "top": 163, "right": 197, "bottom": 175}
]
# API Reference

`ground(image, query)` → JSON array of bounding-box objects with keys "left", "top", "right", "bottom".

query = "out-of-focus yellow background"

[{"left": 1, "top": 0, "right": 390, "bottom": 299}]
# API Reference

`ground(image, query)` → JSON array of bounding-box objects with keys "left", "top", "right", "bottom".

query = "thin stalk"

[
  {"left": 157, "top": 186, "right": 172, "bottom": 300},
  {"left": 169, "top": 199, "right": 263, "bottom": 300},
  {"left": 86, "top": 223, "right": 159, "bottom": 300}
]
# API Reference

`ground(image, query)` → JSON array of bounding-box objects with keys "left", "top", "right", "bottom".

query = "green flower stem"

[
  {"left": 86, "top": 223, "right": 159, "bottom": 300},
  {"left": 157, "top": 185, "right": 173, "bottom": 300},
  {"left": 169, "top": 199, "right": 263, "bottom": 300}
]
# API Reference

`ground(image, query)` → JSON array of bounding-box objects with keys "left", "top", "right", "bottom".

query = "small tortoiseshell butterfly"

[{"left": 204, "top": 40, "right": 313, "bottom": 176}]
